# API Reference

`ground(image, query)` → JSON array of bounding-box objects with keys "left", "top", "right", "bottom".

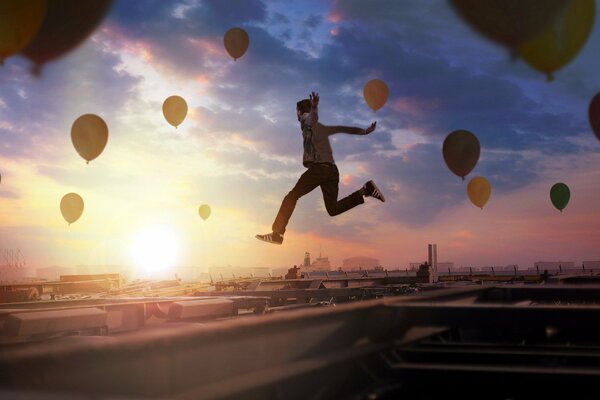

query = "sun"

[{"left": 131, "top": 226, "right": 179, "bottom": 278}]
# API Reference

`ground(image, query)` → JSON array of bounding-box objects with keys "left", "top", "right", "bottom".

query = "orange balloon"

[
  {"left": 60, "top": 192, "right": 84, "bottom": 225},
  {"left": 71, "top": 114, "right": 109, "bottom": 164},
  {"left": 363, "top": 79, "right": 389, "bottom": 111},
  {"left": 467, "top": 176, "right": 491, "bottom": 209},
  {"left": 162, "top": 96, "right": 188, "bottom": 128},
  {"left": 224, "top": 27, "right": 249, "bottom": 60}
]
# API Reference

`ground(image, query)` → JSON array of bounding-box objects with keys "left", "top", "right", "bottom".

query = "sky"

[{"left": 1, "top": 0, "right": 599, "bottom": 276}]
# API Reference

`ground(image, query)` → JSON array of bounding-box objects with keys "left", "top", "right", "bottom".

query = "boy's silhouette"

[{"left": 256, "top": 92, "right": 385, "bottom": 245}]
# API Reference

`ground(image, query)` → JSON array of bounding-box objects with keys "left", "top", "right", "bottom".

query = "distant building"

[
  {"left": 428, "top": 244, "right": 438, "bottom": 272},
  {"left": 409, "top": 262, "right": 423, "bottom": 270},
  {"left": 534, "top": 261, "right": 574, "bottom": 271},
  {"left": 583, "top": 261, "right": 600, "bottom": 269},
  {"left": 36, "top": 266, "right": 74, "bottom": 280},
  {"left": 208, "top": 265, "right": 250, "bottom": 279},
  {"left": 250, "top": 267, "right": 272, "bottom": 277},
  {"left": 437, "top": 262, "right": 454, "bottom": 270},
  {"left": 76, "top": 265, "right": 133, "bottom": 279},
  {"left": 303, "top": 252, "right": 311, "bottom": 267},
  {"left": 311, "top": 255, "right": 332, "bottom": 271},
  {"left": 342, "top": 256, "right": 380, "bottom": 271}
]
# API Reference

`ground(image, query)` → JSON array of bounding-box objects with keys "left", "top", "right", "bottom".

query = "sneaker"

[
  {"left": 255, "top": 232, "right": 283, "bottom": 245},
  {"left": 363, "top": 180, "right": 385, "bottom": 202}
]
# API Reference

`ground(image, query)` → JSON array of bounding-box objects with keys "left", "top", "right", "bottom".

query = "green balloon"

[{"left": 550, "top": 182, "right": 570, "bottom": 212}]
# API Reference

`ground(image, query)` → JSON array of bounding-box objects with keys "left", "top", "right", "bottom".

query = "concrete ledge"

[
  {"left": 168, "top": 299, "right": 234, "bottom": 320},
  {"left": 4, "top": 308, "right": 107, "bottom": 336}
]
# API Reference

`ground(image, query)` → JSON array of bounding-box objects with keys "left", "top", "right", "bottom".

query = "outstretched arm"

[
  {"left": 307, "top": 91, "right": 319, "bottom": 126},
  {"left": 324, "top": 121, "right": 377, "bottom": 136}
]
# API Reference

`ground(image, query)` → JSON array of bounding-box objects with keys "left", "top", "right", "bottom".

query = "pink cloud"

[
  {"left": 327, "top": 12, "right": 342, "bottom": 23},
  {"left": 391, "top": 97, "right": 441, "bottom": 116}
]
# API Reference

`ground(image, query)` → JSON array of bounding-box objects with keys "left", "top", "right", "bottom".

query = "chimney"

[{"left": 428, "top": 244, "right": 433, "bottom": 267}]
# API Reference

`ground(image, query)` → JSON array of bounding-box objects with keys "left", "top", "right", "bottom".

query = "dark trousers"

[{"left": 272, "top": 163, "right": 364, "bottom": 235}]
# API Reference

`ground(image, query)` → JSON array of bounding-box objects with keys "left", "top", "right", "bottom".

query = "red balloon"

[
  {"left": 22, "top": 0, "right": 113, "bottom": 75},
  {"left": 589, "top": 92, "right": 600, "bottom": 141}
]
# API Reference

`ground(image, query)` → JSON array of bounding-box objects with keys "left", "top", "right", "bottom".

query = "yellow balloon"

[
  {"left": 162, "top": 95, "right": 188, "bottom": 128},
  {"left": 363, "top": 79, "right": 389, "bottom": 112},
  {"left": 467, "top": 176, "right": 491, "bottom": 209},
  {"left": 71, "top": 114, "right": 108, "bottom": 164},
  {"left": 60, "top": 192, "right": 84, "bottom": 225},
  {"left": 0, "top": 0, "right": 46, "bottom": 63},
  {"left": 224, "top": 27, "right": 249, "bottom": 60},
  {"left": 198, "top": 204, "right": 211, "bottom": 220},
  {"left": 517, "top": 0, "right": 595, "bottom": 81},
  {"left": 450, "top": 0, "right": 567, "bottom": 50}
]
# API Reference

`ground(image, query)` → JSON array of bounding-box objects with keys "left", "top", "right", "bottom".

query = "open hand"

[
  {"left": 310, "top": 91, "right": 319, "bottom": 108},
  {"left": 365, "top": 121, "right": 377, "bottom": 134}
]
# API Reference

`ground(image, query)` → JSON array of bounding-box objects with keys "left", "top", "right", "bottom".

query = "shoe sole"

[
  {"left": 370, "top": 181, "right": 386, "bottom": 202},
  {"left": 255, "top": 235, "right": 283, "bottom": 245}
]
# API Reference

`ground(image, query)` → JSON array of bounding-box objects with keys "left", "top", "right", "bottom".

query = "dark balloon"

[
  {"left": 589, "top": 92, "right": 600, "bottom": 141},
  {"left": 450, "top": 0, "right": 567, "bottom": 50},
  {"left": 442, "top": 130, "right": 481, "bottom": 180},
  {"left": 550, "top": 182, "right": 570, "bottom": 212},
  {"left": 22, "top": 0, "right": 113, "bottom": 75}
]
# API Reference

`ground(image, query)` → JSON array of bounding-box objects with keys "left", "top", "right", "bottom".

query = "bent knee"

[{"left": 326, "top": 207, "right": 339, "bottom": 217}]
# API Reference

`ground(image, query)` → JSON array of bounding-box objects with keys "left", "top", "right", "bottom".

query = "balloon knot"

[
  {"left": 86, "top": 160, "right": 89, "bottom": 165},
  {"left": 461, "top": 176, "right": 465, "bottom": 181},
  {"left": 546, "top": 73, "right": 554, "bottom": 83}
]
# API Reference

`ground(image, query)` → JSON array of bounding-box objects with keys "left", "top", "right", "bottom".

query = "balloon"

[
  {"left": 198, "top": 204, "right": 211, "bottom": 221},
  {"left": 442, "top": 130, "right": 480, "bottom": 180},
  {"left": 60, "top": 192, "right": 84, "bottom": 225},
  {"left": 550, "top": 182, "right": 570, "bottom": 212},
  {"left": 363, "top": 79, "right": 389, "bottom": 112},
  {"left": 450, "top": 0, "right": 567, "bottom": 50},
  {"left": 467, "top": 176, "right": 491, "bottom": 209},
  {"left": 517, "top": 0, "right": 595, "bottom": 81},
  {"left": 588, "top": 92, "right": 600, "bottom": 141},
  {"left": 0, "top": 0, "right": 46, "bottom": 64},
  {"left": 162, "top": 96, "right": 188, "bottom": 128},
  {"left": 224, "top": 27, "right": 249, "bottom": 60},
  {"left": 22, "top": 0, "right": 113, "bottom": 75},
  {"left": 71, "top": 114, "right": 108, "bottom": 164}
]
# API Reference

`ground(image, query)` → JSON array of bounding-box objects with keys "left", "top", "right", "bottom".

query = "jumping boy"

[{"left": 256, "top": 91, "right": 385, "bottom": 245}]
